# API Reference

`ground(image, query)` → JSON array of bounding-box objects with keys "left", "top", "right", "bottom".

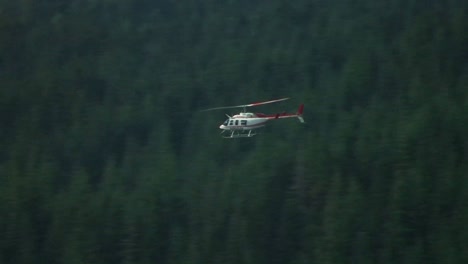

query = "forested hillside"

[{"left": 1, "top": 1, "right": 467, "bottom": 263}]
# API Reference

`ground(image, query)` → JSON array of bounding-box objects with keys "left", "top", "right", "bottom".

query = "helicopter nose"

[{"left": 219, "top": 124, "right": 224, "bottom": 129}]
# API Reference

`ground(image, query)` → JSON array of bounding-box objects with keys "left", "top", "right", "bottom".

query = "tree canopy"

[{"left": 1, "top": 0, "right": 467, "bottom": 263}]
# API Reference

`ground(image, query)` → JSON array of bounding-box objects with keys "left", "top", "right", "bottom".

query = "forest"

[{"left": 0, "top": 0, "right": 467, "bottom": 263}]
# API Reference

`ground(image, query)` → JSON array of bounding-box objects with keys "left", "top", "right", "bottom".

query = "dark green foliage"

[{"left": 0, "top": 0, "right": 467, "bottom": 263}]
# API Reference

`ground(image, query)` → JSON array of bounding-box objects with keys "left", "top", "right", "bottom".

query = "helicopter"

[{"left": 201, "top": 97, "right": 304, "bottom": 138}]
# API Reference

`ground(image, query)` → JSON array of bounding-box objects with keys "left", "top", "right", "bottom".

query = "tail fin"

[{"left": 297, "top": 104, "right": 305, "bottom": 123}]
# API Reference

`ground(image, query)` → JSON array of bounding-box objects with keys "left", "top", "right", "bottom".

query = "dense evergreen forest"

[{"left": 1, "top": 0, "right": 467, "bottom": 263}]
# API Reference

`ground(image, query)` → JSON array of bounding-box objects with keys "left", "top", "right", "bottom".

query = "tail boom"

[{"left": 261, "top": 104, "right": 304, "bottom": 123}]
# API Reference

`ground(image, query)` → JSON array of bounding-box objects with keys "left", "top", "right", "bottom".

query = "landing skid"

[{"left": 222, "top": 130, "right": 257, "bottom": 138}]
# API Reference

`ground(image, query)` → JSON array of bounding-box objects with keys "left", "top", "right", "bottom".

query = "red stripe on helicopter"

[{"left": 256, "top": 113, "right": 298, "bottom": 119}]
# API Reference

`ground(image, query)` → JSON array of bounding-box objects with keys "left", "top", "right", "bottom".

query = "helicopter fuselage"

[{"left": 219, "top": 113, "right": 269, "bottom": 131}]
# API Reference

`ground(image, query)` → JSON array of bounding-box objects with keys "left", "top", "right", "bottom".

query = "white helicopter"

[{"left": 202, "top": 97, "right": 304, "bottom": 138}]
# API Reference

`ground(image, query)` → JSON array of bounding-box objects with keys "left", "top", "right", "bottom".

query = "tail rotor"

[{"left": 297, "top": 104, "right": 305, "bottom": 123}]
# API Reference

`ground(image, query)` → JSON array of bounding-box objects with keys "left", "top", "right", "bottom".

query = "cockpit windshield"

[{"left": 223, "top": 119, "right": 229, "bottom": 126}]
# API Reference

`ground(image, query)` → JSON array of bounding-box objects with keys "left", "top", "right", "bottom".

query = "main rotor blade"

[
  {"left": 245, "top": 97, "right": 290, "bottom": 107},
  {"left": 200, "top": 97, "right": 289, "bottom": 112},
  {"left": 200, "top": 105, "right": 247, "bottom": 111}
]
